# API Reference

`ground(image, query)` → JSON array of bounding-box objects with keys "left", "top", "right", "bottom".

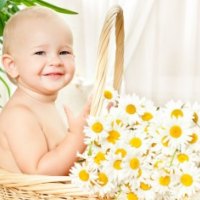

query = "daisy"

[
  {"left": 69, "top": 162, "right": 97, "bottom": 191},
  {"left": 147, "top": 126, "right": 175, "bottom": 157},
  {"left": 159, "top": 117, "right": 192, "bottom": 150},
  {"left": 172, "top": 163, "right": 200, "bottom": 199},
  {"left": 139, "top": 97, "right": 157, "bottom": 123},
  {"left": 117, "top": 94, "right": 142, "bottom": 125},
  {"left": 105, "top": 122, "right": 127, "bottom": 146},
  {"left": 91, "top": 148, "right": 107, "bottom": 167},
  {"left": 109, "top": 141, "right": 129, "bottom": 160},
  {"left": 117, "top": 184, "right": 140, "bottom": 200},
  {"left": 103, "top": 86, "right": 119, "bottom": 102},
  {"left": 103, "top": 153, "right": 125, "bottom": 183},
  {"left": 122, "top": 151, "right": 149, "bottom": 179},
  {"left": 136, "top": 180, "right": 156, "bottom": 200},
  {"left": 125, "top": 128, "right": 152, "bottom": 155},
  {"left": 151, "top": 168, "right": 173, "bottom": 196},
  {"left": 173, "top": 148, "right": 198, "bottom": 166},
  {"left": 92, "top": 170, "right": 116, "bottom": 197},
  {"left": 164, "top": 100, "right": 193, "bottom": 120},
  {"left": 84, "top": 116, "right": 109, "bottom": 144},
  {"left": 127, "top": 168, "right": 156, "bottom": 199}
]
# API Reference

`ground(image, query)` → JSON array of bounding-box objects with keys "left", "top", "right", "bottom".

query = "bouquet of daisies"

[{"left": 70, "top": 87, "right": 200, "bottom": 200}]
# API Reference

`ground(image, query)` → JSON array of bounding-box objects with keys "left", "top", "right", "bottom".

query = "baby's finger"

[
  {"left": 63, "top": 105, "right": 74, "bottom": 124},
  {"left": 81, "top": 101, "right": 91, "bottom": 117}
]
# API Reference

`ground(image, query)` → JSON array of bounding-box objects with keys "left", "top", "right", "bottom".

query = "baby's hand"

[{"left": 64, "top": 101, "right": 91, "bottom": 134}]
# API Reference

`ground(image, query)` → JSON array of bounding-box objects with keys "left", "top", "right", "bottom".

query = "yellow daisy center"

[
  {"left": 129, "top": 137, "right": 142, "bottom": 148},
  {"left": 180, "top": 174, "right": 193, "bottom": 186},
  {"left": 171, "top": 109, "right": 183, "bottom": 118},
  {"left": 115, "top": 148, "right": 127, "bottom": 158},
  {"left": 159, "top": 175, "right": 171, "bottom": 186},
  {"left": 141, "top": 112, "right": 153, "bottom": 121},
  {"left": 103, "top": 90, "right": 113, "bottom": 99},
  {"left": 113, "top": 160, "right": 122, "bottom": 170},
  {"left": 170, "top": 125, "right": 182, "bottom": 138},
  {"left": 193, "top": 112, "right": 198, "bottom": 123},
  {"left": 127, "top": 192, "right": 138, "bottom": 200},
  {"left": 107, "top": 130, "right": 120, "bottom": 144},
  {"left": 126, "top": 104, "right": 136, "bottom": 114},
  {"left": 140, "top": 182, "right": 151, "bottom": 191},
  {"left": 92, "top": 122, "right": 103, "bottom": 133},
  {"left": 177, "top": 153, "right": 189, "bottom": 163},
  {"left": 130, "top": 158, "right": 140, "bottom": 170},
  {"left": 94, "top": 152, "right": 105, "bottom": 165},
  {"left": 79, "top": 169, "right": 89, "bottom": 182},
  {"left": 98, "top": 172, "right": 108, "bottom": 186},
  {"left": 189, "top": 133, "right": 198, "bottom": 144}
]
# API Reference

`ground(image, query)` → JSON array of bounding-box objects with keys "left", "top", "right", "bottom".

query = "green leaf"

[
  {"left": 11, "top": 0, "right": 22, "bottom": 4},
  {"left": 0, "top": 16, "right": 4, "bottom": 36},
  {"left": 0, "top": 0, "right": 7, "bottom": 10},
  {"left": 21, "top": 0, "right": 35, "bottom": 7},
  {"left": 35, "top": 0, "right": 78, "bottom": 14},
  {"left": 0, "top": 68, "right": 5, "bottom": 74},
  {"left": 7, "top": 4, "right": 20, "bottom": 14},
  {"left": 0, "top": 75, "right": 11, "bottom": 97}
]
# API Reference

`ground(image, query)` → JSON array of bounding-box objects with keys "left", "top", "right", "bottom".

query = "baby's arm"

[{"left": 5, "top": 103, "right": 90, "bottom": 176}]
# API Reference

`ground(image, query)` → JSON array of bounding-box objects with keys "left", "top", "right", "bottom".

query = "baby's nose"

[{"left": 49, "top": 55, "right": 63, "bottom": 66}]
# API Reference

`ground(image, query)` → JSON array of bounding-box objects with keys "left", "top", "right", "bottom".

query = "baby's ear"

[{"left": 2, "top": 54, "right": 19, "bottom": 79}]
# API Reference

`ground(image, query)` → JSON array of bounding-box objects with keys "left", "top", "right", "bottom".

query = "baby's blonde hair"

[{"left": 2, "top": 6, "right": 64, "bottom": 54}]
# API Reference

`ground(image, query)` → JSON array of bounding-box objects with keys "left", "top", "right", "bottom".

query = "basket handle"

[{"left": 90, "top": 5, "right": 124, "bottom": 116}]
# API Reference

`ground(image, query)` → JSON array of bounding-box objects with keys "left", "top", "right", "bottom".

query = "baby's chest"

[{"left": 41, "top": 115, "right": 67, "bottom": 150}]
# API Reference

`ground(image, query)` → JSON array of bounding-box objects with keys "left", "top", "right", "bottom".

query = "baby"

[{"left": 0, "top": 6, "right": 90, "bottom": 176}]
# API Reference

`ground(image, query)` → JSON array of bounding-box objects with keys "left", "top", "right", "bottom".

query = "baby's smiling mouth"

[
  {"left": 44, "top": 72, "right": 63, "bottom": 76},
  {"left": 43, "top": 72, "right": 64, "bottom": 79}
]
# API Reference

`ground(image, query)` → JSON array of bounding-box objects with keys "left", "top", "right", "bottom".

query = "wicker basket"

[{"left": 0, "top": 5, "right": 124, "bottom": 200}]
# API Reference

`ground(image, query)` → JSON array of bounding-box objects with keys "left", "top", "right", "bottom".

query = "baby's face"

[{"left": 11, "top": 16, "right": 75, "bottom": 95}]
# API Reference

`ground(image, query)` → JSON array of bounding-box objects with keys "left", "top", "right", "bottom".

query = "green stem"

[
  {"left": 169, "top": 149, "right": 177, "bottom": 167},
  {"left": 88, "top": 142, "right": 93, "bottom": 156}
]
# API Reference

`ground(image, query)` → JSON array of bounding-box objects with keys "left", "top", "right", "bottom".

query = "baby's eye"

[
  {"left": 60, "top": 51, "right": 71, "bottom": 55},
  {"left": 34, "top": 51, "right": 46, "bottom": 55}
]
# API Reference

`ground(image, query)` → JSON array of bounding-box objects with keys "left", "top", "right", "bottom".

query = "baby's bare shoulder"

[
  {"left": 1, "top": 103, "right": 34, "bottom": 120},
  {"left": 0, "top": 104, "right": 40, "bottom": 135}
]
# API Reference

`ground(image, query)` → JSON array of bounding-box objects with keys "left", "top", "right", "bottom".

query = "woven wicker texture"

[{"left": 0, "top": 5, "right": 124, "bottom": 200}]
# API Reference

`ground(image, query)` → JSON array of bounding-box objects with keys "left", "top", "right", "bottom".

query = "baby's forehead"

[
  {"left": 16, "top": 10, "right": 67, "bottom": 28},
  {"left": 3, "top": 7, "right": 73, "bottom": 54},
  {"left": 14, "top": 7, "right": 60, "bottom": 20},
  {"left": 7, "top": 6, "right": 71, "bottom": 34}
]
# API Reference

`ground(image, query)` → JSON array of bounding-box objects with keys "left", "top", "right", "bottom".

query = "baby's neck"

[{"left": 17, "top": 85, "right": 57, "bottom": 104}]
